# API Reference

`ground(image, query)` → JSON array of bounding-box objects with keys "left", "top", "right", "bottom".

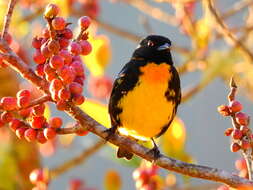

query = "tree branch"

[
  {"left": 0, "top": 29, "right": 252, "bottom": 189},
  {"left": 1, "top": 0, "right": 18, "bottom": 39},
  {"left": 50, "top": 139, "right": 105, "bottom": 179}
]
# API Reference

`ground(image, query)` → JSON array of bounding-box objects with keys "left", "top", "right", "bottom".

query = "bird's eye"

[{"left": 147, "top": 40, "right": 154, "bottom": 47}]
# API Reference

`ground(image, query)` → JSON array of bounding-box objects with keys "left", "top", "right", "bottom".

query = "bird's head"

[{"left": 133, "top": 35, "right": 173, "bottom": 64}]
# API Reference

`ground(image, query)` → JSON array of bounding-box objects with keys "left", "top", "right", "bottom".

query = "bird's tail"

[{"left": 117, "top": 147, "right": 133, "bottom": 160}]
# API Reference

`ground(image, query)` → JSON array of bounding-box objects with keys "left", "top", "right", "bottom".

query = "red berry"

[
  {"left": 236, "top": 112, "right": 249, "bottom": 126},
  {"left": 31, "top": 116, "right": 46, "bottom": 129},
  {"left": 79, "top": 40, "right": 92, "bottom": 55},
  {"left": 59, "top": 50, "right": 72, "bottom": 64},
  {"left": 76, "top": 129, "right": 89, "bottom": 136},
  {"left": 1, "top": 111, "right": 13, "bottom": 123},
  {"left": 62, "top": 28, "right": 73, "bottom": 39},
  {"left": 235, "top": 158, "right": 247, "bottom": 170},
  {"left": 74, "top": 76, "right": 85, "bottom": 86},
  {"left": 19, "top": 108, "right": 32, "bottom": 118},
  {"left": 59, "top": 38, "right": 69, "bottom": 49},
  {"left": 217, "top": 105, "right": 230, "bottom": 116},
  {"left": 2, "top": 32, "right": 12, "bottom": 44},
  {"left": 78, "top": 16, "right": 91, "bottom": 29},
  {"left": 68, "top": 41, "right": 81, "bottom": 55},
  {"left": 0, "top": 97, "right": 17, "bottom": 111},
  {"left": 69, "top": 82, "right": 83, "bottom": 94},
  {"left": 51, "top": 90, "right": 60, "bottom": 101},
  {"left": 41, "top": 43, "right": 53, "bottom": 58},
  {"left": 47, "top": 39, "right": 60, "bottom": 53},
  {"left": 50, "top": 55, "right": 64, "bottom": 70},
  {"left": 72, "top": 94, "right": 85, "bottom": 105},
  {"left": 9, "top": 118, "right": 22, "bottom": 132},
  {"left": 229, "top": 100, "right": 243, "bottom": 113},
  {"left": 17, "top": 89, "right": 31, "bottom": 98},
  {"left": 58, "top": 66, "right": 75, "bottom": 84},
  {"left": 42, "top": 28, "right": 50, "bottom": 38},
  {"left": 24, "top": 128, "right": 37, "bottom": 142},
  {"left": 45, "top": 72, "right": 57, "bottom": 82},
  {"left": 44, "top": 127, "right": 57, "bottom": 140},
  {"left": 29, "top": 168, "right": 49, "bottom": 184},
  {"left": 69, "top": 179, "right": 83, "bottom": 190},
  {"left": 56, "top": 100, "right": 68, "bottom": 111},
  {"left": 32, "top": 37, "right": 42, "bottom": 49},
  {"left": 44, "top": 63, "right": 55, "bottom": 75},
  {"left": 17, "top": 96, "right": 30, "bottom": 108},
  {"left": 241, "top": 139, "right": 251, "bottom": 150},
  {"left": 37, "top": 131, "right": 47, "bottom": 144},
  {"left": 49, "top": 117, "right": 62, "bottom": 128},
  {"left": 52, "top": 17, "right": 66, "bottom": 30},
  {"left": 35, "top": 64, "right": 45, "bottom": 77},
  {"left": 231, "top": 142, "right": 241, "bottom": 152},
  {"left": 50, "top": 79, "right": 63, "bottom": 93},
  {"left": 44, "top": 3, "right": 59, "bottom": 18},
  {"left": 240, "top": 125, "right": 250, "bottom": 135},
  {"left": 224, "top": 128, "right": 233, "bottom": 136},
  {"left": 70, "top": 61, "right": 84, "bottom": 76},
  {"left": 16, "top": 127, "right": 27, "bottom": 139},
  {"left": 232, "top": 129, "right": 243, "bottom": 140},
  {"left": 32, "top": 104, "right": 46, "bottom": 116},
  {"left": 58, "top": 88, "right": 71, "bottom": 100},
  {"left": 33, "top": 50, "right": 46, "bottom": 64}
]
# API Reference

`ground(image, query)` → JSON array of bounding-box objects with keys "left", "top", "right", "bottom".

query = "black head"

[{"left": 132, "top": 35, "right": 173, "bottom": 64}]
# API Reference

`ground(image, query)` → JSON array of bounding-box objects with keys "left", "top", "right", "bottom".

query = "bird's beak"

[{"left": 157, "top": 43, "right": 171, "bottom": 51}]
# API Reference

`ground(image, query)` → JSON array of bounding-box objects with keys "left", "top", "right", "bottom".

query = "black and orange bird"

[{"left": 107, "top": 35, "right": 181, "bottom": 160}]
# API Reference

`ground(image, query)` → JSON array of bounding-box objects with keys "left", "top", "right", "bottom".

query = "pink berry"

[
  {"left": 24, "top": 128, "right": 37, "bottom": 142},
  {"left": 79, "top": 40, "right": 92, "bottom": 55},
  {"left": 235, "top": 112, "right": 249, "bottom": 126},
  {"left": 68, "top": 41, "right": 82, "bottom": 55},
  {"left": 1, "top": 97, "right": 17, "bottom": 111},
  {"left": 229, "top": 100, "right": 243, "bottom": 113},
  {"left": 69, "top": 82, "right": 83, "bottom": 94},
  {"left": 50, "top": 55, "right": 64, "bottom": 69},
  {"left": 70, "top": 61, "right": 84, "bottom": 76},
  {"left": 78, "top": 16, "right": 91, "bottom": 29},
  {"left": 44, "top": 128, "right": 57, "bottom": 140},
  {"left": 33, "top": 50, "right": 46, "bottom": 64},
  {"left": 44, "top": 3, "right": 59, "bottom": 18},
  {"left": 52, "top": 17, "right": 66, "bottom": 30}
]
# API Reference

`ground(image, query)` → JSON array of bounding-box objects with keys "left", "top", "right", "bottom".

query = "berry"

[
  {"left": 0, "top": 97, "right": 17, "bottom": 111},
  {"left": 58, "top": 66, "right": 75, "bottom": 84},
  {"left": 35, "top": 64, "right": 45, "bottom": 77},
  {"left": 9, "top": 118, "right": 22, "bottom": 132},
  {"left": 0, "top": 119, "right": 4, "bottom": 128},
  {"left": 29, "top": 168, "right": 49, "bottom": 184},
  {"left": 19, "top": 108, "right": 32, "bottom": 118},
  {"left": 31, "top": 116, "right": 46, "bottom": 129},
  {"left": 41, "top": 43, "right": 53, "bottom": 58},
  {"left": 240, "top": 125, "right": 250, "bottom": 135},
  {"left": 232, "top": 129, "right": 243, "bottom": 140},
  {"left": 229, "top": 100, "right": 243, "bottom": 113},
  {"left": 72, "top": 94, "right": 85, "bottom": 105},
  {"left": 45, "top": 73, "right": 57, "bottom": 82},
  {"left": 17, "top": 96, "right": 30, "bottom": 108},
  {"left": 241, "top": 139, "right": 251, "bottom": 150},
  {"left": 224, "top": 128, "right": 233, "bottom": 136},
  {"left": 217, "top": 105, "right": 230, "bottom": 116},
  {"left": 59, "top": 38, "right": 69, "bottom": 49},
  {"left": 235, "top": 158, "right": 247, "bottom": 170},
  {"left": 62, "top": 28, "right": 73, "bottom": 39},
  {"left": 235, "top": 112, "right": 249, "bottom": 126},
  {"left": 47, "top": 39, "right": 60, "bottom": 53},
  {"left": 37, "top": 131, "right": 47, "bottom": 144},
  {"left": 49, "top": 117, "right": 62, "bottom": 128},
  {"left": 1, "top": 111, "right": 13, "bottom": 123},
  {"left": 49, "top": 55, "right": 64, "bottom": 70},
  {"left": 51, "top": 90, "right": 60, "bottom": 101},
  {"left": 17, "top": 89, "right": 31, "bottom": 98},
  {"left": 76, "top": 129, "right": 89, "bottom": 136},
  {"left": 44, "top": 3, "right": 59, "bottom": 18},
  {"left": 16, "top": 127, "right": 27, "bottom": 139},
  {"left": 33, "top": 50, "right": 46, "bottom": 64},
  {"left": 69, "top": 82, "right": 83, "bottom": 94},
  {"left": 32, "top": 37, "right": 42, "bottom": 49},
  {"left": 70, "top": 61, "right": 84, "bottom": 76},
  {"left": 74, "top": 76, "right": 85, "bottom": 86},
  {"left": 44, "top": 63, "right": 55, "bottom": 75},
  {"left": 58, "top": 88, "right": 71, "bottom": 100},
  {"left": 78, "top": 16, "right": 91, "bottom": 29},
  {"left": 44, "top": 127, "right": 57, "bottom": 139},
  {"left": 79, "top": 40, "right": 92, "bottom": 55},
  {"left": 56, "top": 100, "right": 68, "bottom": 111},
  {"left": 50, "top": 79, "right": 63, "bottom": 92},
  {"left": 32, "top": 104, "right": 46, "bottom": 116},
  {"left": 52, "top": 17, "right": 66, "bottom": 30},
  {"left": 231, "top": 142, "right": 241, "bottom": 152},
  {"left": 2, "top": 32, "right": 12, "bottom": 44},
  {"left": 59, "top": 50, "right": 72, "bottom": 64},
  {"left": 24, "top": 128, "right": 37, "bottom": 142},
  {"left": 89, "top": 76, "right": 113, "bottom": 99},
  {"left": 68, "top": 41, "right": 82, "bottom": 55}
]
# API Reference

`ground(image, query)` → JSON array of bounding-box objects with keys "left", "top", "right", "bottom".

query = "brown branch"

[
  {"left": 1, "top": 0, "right": 17, "bottom": 39},
  {"left": 50, "top": 139, "right": 105, "bottom": 179},
  {"left": 207, "top": 0, "right": 253, "bottom": 62},
  {"left": 18, "top": 95, "right": 52, "bottom": 110},
  {"left": 0, "top": 38, "right": 253, "bottom": 188}
]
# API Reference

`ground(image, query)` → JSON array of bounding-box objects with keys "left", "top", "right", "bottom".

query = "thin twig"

[
  {"left": 50, "top": 139, "right": 105, "bottom": 179},
  {"left": 0, "top": 32, "right": 253, "bottom": 188},
  {"left": 18, "top": 95, "right": 52, "bottom": 110},
  {"left": 1, "top": 0, "right": 17, "bottom": 39},
  {"left": 207, "top": 0, "right": 253, "bottom": 62}
]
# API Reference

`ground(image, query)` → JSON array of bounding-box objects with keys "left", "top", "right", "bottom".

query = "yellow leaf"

[
  {"left": 104, "top": 169, "right": 121, "bottom": 190},
  {"left": 80, "top": 98, "right": 111, "bottom": 128},
  {"left": 82, "top": 34, "right": 111, "bottom": 76},
  {"left": 51, "top": 0, "right": 70, "bottom": 16},
  {"left": 44, "top": 103, "right": 51, "bottom": 121}
]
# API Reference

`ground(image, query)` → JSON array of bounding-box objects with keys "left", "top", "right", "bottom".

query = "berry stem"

[
  {"left": 1, "top": 0, "right": 17, "bottom": 40},
  {"left": 17, "top": 95, "right": 52, "bottom": 110}
]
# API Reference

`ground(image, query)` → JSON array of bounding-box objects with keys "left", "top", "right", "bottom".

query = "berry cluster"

[
  {"left": 132, "top": 162, "right": 160, "bottom": 190},
  {"left": 29, "top": 168, "right": 49, "bottom": 190},
  {"left": 218, "top": 99, "right": 252, "bottom": 152},
  {"left": 33, "top": 4, "right": 92, "bottom": 110},
  {"left": 0, "top": 89, "right": 63, "bottom": 143}
]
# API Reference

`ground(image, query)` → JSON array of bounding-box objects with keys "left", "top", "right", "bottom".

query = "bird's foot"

[
  {"left": 103, "top": 126, "right": 117, "bottom": 141},
  {"left": 147, "top": 146, "right": 161, "bottom": 162}
]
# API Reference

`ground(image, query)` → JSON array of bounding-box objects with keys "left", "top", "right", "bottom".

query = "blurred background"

[{"left": 0, "top": 0, "right": 253, "bottom": 189}]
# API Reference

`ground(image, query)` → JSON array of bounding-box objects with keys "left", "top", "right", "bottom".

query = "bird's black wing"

[{"left": 108, "top": 59, "right": 144, "bottom": 128}]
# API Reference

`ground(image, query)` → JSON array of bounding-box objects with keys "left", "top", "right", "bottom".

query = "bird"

[{"left": 107, "top": 35, "right": 181, "bottom": 160}]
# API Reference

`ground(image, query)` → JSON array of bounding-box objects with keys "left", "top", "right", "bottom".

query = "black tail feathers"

[{"left": 117, "top": 147, "right": 133, "bottom": 160}]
